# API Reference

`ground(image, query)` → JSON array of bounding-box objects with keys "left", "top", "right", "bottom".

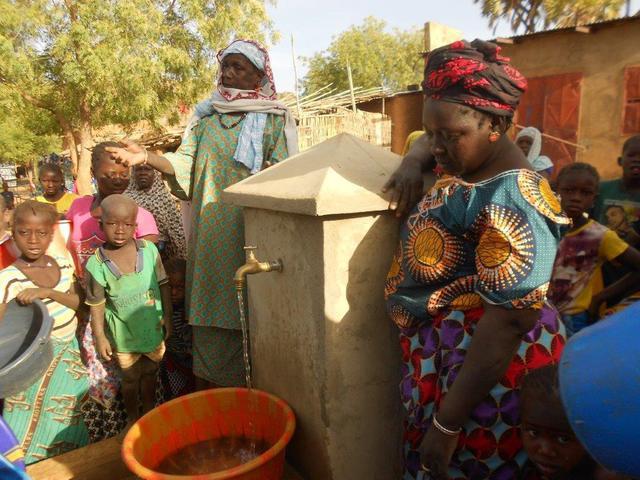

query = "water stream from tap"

[
  {"left": 236, "top": 289, "right": 256, "bottom": 455},
  {"left": 236, "top": 290, "right": 252, "bottom": 390}
]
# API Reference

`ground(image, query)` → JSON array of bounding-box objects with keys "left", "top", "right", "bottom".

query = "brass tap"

[{"left": 234, "top": 246, "right": 283, "bottom": 291}]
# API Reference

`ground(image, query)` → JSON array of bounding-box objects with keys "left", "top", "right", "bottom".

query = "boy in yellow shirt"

[{"left": 549, "top": 163, "right": 640, "bottom": 335}]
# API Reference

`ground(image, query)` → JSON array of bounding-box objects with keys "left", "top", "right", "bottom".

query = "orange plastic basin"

[{"left": 122, "top": 388, "right": 296, "bottom": 479}]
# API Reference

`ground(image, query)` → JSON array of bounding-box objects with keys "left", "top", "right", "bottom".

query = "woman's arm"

[
  {"left": 106, "top": 141, "right": 175, "bottom": 175},
  {"left": 382, "top": 133, "right": 435, "bottom": 217},
  {"left": 111, "top": 134, "right": 198, "bottom": 202},
  {"left": 420, "top": 303, "right": 539, "bottom": 479},
  {"left": 438, "top": 304, "right": 538, "bottom": 428}
]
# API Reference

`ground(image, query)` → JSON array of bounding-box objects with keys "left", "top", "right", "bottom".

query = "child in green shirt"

[{"left": 85, "top": 194, "right": 172, "bottom": 433}]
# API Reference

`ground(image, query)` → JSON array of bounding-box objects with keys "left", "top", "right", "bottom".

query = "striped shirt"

[{"left": 0, "top": 256, "right": 78, "bottom": 340}]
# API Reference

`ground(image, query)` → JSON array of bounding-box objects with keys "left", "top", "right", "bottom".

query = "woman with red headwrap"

[{"left": 385, "top": 40, "right": 569, "bottom": 479}]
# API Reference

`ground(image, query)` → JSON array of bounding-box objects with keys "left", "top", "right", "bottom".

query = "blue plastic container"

[
  {"left": 559, "top": 301, "right": 640, "bottom": 477},
  {"left": 0, "top": 299, "right": 53, "bottom": 398},
  {"left": 0, "top": 416, "right": 25, "bottom": 473}
]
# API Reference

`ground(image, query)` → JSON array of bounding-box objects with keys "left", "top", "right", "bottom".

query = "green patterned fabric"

[
  {"left": 3, "top": 337, "right": 90, "bottom": 464},
  {"left": 192, "top": 326, "right": 245, "bottom": 386},
  {"left": 165, "top": 113, "right": 288, "bottom": 329}
]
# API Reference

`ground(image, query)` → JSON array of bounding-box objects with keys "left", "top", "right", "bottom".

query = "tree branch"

[{"left": 0, "top": 75, "right": 55, "bottom": 114}]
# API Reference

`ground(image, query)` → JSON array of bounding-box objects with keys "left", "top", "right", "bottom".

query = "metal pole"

[{"left": 291, "top": 34, "right": 302, "bottom": 119}]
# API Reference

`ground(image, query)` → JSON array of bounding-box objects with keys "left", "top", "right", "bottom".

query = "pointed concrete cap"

[{"left": 222, "top": 133, "right": 402, "bottom": 216}]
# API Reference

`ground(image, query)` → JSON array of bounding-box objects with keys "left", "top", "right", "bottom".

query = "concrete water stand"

[{"left": 223, "top": 133, "right": 424, "bottom": 479}]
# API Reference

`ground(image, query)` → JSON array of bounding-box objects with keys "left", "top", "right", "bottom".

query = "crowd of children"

[
  {"left": 0, "top": 162, "right": 194, "bottom": 463},
  {"left": 516, "top": 137, "right": 640, "bottom": 480},
  {"left": 547, "top": 135, "right": 640, "bottom": 336},
  {"left": 0, "top": 80, "right": 639, "bottom": 480}
]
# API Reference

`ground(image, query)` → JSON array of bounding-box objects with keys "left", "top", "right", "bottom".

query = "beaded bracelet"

[{"left": 432, "top": 415, "right": 462, "bottom": 436}]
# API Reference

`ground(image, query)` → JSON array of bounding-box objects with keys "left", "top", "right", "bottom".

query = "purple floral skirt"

[{"left": 395, "top": 306, "right": 565, "bottom": 480}]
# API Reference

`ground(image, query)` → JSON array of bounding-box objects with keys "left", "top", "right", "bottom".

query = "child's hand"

[
  {"left": 16, "top": 288, "right": 51, "bottom": 305},
  {"left": 588, "top": 296, "right": 603, "bottom": 321},
  {"left": 95, "top": 335, "right": 113, "bottom": 361}
]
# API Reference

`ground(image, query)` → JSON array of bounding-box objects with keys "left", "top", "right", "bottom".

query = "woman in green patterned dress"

[{"left": 107, "top": 40, "right": 297, "bottom": 389}]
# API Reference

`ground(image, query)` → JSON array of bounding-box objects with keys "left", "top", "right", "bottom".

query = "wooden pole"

[
  {"left": 291, "top": 34, "right": 302, "bottom": 119},
  {"left": 347, "top": 60, "right": 357, "bottom": 113}
]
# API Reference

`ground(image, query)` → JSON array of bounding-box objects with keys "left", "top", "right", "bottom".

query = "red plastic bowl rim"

[{"left": 122, "top": 388, "right": 296, "bottom": 480}]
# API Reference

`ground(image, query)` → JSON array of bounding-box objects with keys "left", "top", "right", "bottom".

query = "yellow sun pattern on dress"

[
  {"left": 407, "top": 179, "right": 471, "bottom": 230},
  {"left": 385, "top": 244, "right": 404, "bottom": 299},
  {"left": 510, "top": 282, "right": 549, "bottom": 310},
  {"left": 388, "top": 304, "right": 417, "bottom": 329},
  {"left": 405, "top": 217, "right": 465, "bottom": 284},
  {"left": 387, "top": 170, "right": 565, "bottom": 319},
  {"left": 473, "top": 204, "right": 535, "bottom": 291},
  {"left": 517, "top": 170, "right": 569, "bottom": 225},
  {"left": 427, "top": 275, "right": 483, "bottom": 315},
  {"left": 420, "top": 178, "right": 461, "bottom": 211}
]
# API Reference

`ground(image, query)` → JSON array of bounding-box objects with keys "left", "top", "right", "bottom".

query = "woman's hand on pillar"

[
  {"left": 382, "top": 158, "right": 425, "bottom": 218},
  {"left": 383, "top": 133, "right": 433, "bottom": 218},
  {"left": 106, "top": 140, "right": 146, "bottom": 168}
]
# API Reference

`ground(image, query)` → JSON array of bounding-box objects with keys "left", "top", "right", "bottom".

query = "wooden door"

[{"left": 516, "top": 73, "right": 582, "bottom": 177}]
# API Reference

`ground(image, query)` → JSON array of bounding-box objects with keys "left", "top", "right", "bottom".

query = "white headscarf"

[
  {"left": 184, "top": 40, "right": 298, "bottom": 173},
  {"left": 516, "top": 127, "right": 553, "bottom": 172}
]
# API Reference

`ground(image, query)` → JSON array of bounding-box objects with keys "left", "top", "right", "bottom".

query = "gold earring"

[{"left": 488, "top": 131, "right": 501, "bottom": 142}]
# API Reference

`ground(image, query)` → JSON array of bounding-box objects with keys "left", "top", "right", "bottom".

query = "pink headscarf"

[
  {"left": 216, "top": 39, "right": 277, "bottom": 101},
  {"left": 183, "top": 39, "right": 298, "bottom": 159}
]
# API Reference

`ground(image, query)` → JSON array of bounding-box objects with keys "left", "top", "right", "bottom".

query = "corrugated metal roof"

[{"left": 497, "top": 14, "right": 640, "bottom": 42}]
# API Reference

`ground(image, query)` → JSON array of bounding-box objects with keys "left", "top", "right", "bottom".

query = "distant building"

[
  {"left": 499, "top": 15, "right": 640, "bottom": 179},
  {"left": 358, "top": 90, "right": 424, "bottom": 154},
  {"left": 359, "top": 16, "right": 640, "bottom": 179}
]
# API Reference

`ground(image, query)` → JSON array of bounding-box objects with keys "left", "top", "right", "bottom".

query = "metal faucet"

[{"left": 233, "top": 246, "right": 283, "bottom": 291}]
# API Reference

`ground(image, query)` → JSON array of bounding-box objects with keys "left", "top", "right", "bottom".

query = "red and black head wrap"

[{"left": 422, "top": 39, "right": 527, "bottom": 118}]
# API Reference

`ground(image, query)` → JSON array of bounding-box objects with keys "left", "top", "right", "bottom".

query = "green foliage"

[
  {"left": 0, "top": 0, "right": 276, "bottom": 190},
  {"left": 302, "top": 17, "right": 423, "bottom": 94},
  {"left": 475, "top": 0, "right": 626, "bottom": 34},
  {"left": 0, "top": 94, "right": 60, "bottom": 165},
  {"left": 545, "top": 0, "right": 626, "bottom": 27},
  {"left": 0, "top": 0, "right": 276, "bottom": 131}
]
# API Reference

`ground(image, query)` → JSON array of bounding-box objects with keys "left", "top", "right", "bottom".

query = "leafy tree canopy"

[
  {"left": 302, "top": 17, "right": 423, "bottom": 95},
  {"left": 475, "top": 0, "right": 627, "bottom": 34},
  {"left": 0, "top": 0, "right": 276, "bottom": 192},
  {"left": 0, "top": 93, "right": 60, "bottom": 165}
]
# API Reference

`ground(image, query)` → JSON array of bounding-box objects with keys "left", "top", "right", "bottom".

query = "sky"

[{"left": 266, "top": 0, "right": 639, "bottom": 92}]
